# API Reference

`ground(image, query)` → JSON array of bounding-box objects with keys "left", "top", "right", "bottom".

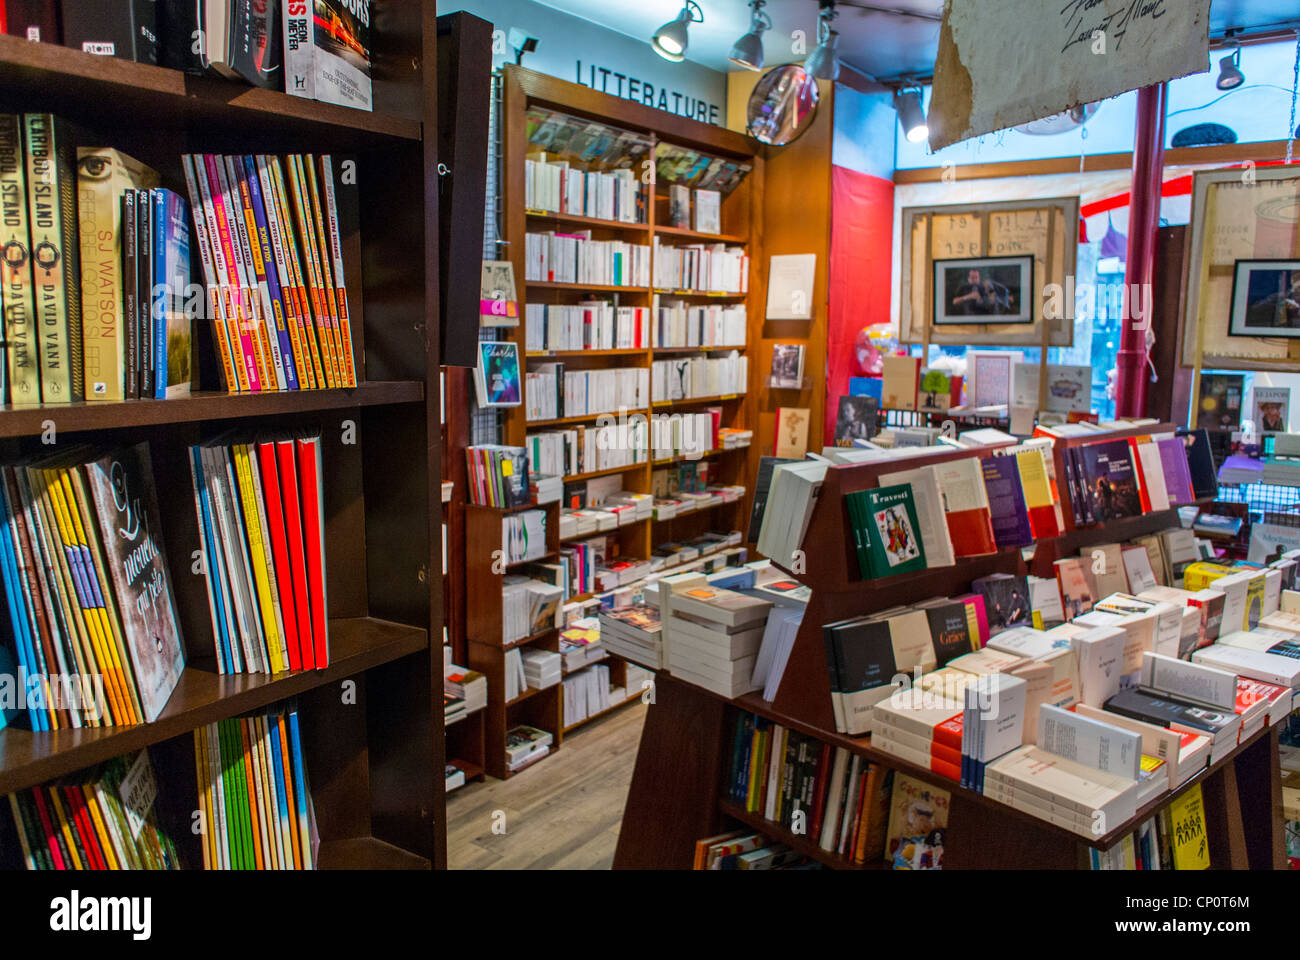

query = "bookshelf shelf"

[
  {"left": 527, "top": 281, "right": 651, "bottom": 294},
  {"left": 651, "top": 498, "right": 743, "bottom": 523},
  {"left": 652, "top": 290, "right": 748, "bottom": 299},
  {"left": 525, "top": 210, "right": 650, "bottom": 233},
  {"left": 317, "top": 837, "right": 432, "bottom": 871},
  {"left": 716, "top": 800, "right": 883, "bottom": 871},
  {"left": 652, "top": 394, "right": 744, "bottom": 408},
  {"left": 0, "top": 617, "right": 428, "bottom": 796},
  {"left": 561, "top": 691, "right": 644, "bottom": 734},
  {"left": 652, "top": 345, "right": 748, "bottom": 355},
  {"left": 563, "top": 463, "right": 649, "bottom": 483},
  {"left": 527, "top": 349, "right": 650, "bottom": 359},
  {"left": 651, "top": 447, "right": 749, "bottom": 468},
  {"left": 653, "top": 225, "right": 748, "bottom": 244},
  {"left": 527, "top": 410, "right": 648, "bottom": 428},
  {"left": 0, "top": 34, "right": 423, "bottom": 145},
  {"left": 0, "top": 381, "right": 425, "bottom": 439},
  {"left": 505, "top": 685, "right": 550, "bottom": 708}
]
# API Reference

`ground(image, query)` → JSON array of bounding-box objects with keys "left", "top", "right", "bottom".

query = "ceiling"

[{"left": 532, "top": 0, "right": 1300, "bottom": 83}]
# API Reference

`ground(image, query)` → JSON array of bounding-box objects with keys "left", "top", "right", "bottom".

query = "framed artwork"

[
  {"left": 933, "top": 255, "right": 1033, "bottom": 325},
  {"left": 900, "top": 196, "right": 1079, "bottom": 346},
  {"left": 1228, "top": 260, "right": 1300, "bottom": 338},
  {"left": 1182, "top": 167, "right": 1300, "bottom": 371}
]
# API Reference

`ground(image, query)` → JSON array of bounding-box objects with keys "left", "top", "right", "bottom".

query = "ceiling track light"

[
  {"left": 729, "top": 0, "right": 772, "bottom": 71},
  {"left": 805, "top": 1, "right": 841, "bottom": 82},
  {"left": 893, "top": 84, "right": 928, "bottom": 144},
  {"left": 652, "top": 1, "right": 704, "bottom": 63},
  {"left": 1216, "top": 40, "right": 1245, "bottom": 90}
]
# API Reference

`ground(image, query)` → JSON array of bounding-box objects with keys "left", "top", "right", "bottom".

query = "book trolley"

[{"left": 614, "top": 426, "right": 1288, "bottom": 869}]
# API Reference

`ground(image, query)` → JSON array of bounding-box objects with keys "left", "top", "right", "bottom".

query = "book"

[
  {"left": 76, "top": 148, "right": 160, "bottom": 401},
  {"left": 833, "top": 394, "right": 878, "bottom": 445},
  {"left": 669, "top": 185, "right": 690, "bottom": 228},
  {"left": 918, "top": 368, "right": 952, "bottom": 414},
  {"left": 474, "top": 341, "right": 522, "bottom": 408},
  {"left": 1195, "top": 373, "right": 1244, "bottom": 431},
  {"left": 61, "top": 0, "right": 158, "bottom": 63},
  {"left": 1168, "top": 784, "right": 1210, "bottom": 869},
  {"left": 1037, "top": 703, "right": 1142, "bottom": 779},
  {"left": 769, "top": 343, "right": 805, "bottom": 388},
  {"left": 150, "top": 187, "right": 192, "bottom": 398},
  {"left": 845, "top": 483, "right": 928, "bottom": 580},
  {"left": 971, "top": 573, "right": 1031, "bottom": 634},
  {"left": 884, "top": 773, "right": 949, "bottom": 869},
  {"left": 773, "top": 407, "right": 810, "bottom": 459},
  {"left": 880, "top": 355, "right": 921, "bottom": 410},
  {"left": 1177, "top": 428, "right": 1219, "bottom": 500},
  {"left": 283, "top": 0, "right": 373, "bottom": 110},
  {"left": 1075, "top": 439, "right": 1143, "bottom": 523},
  {"left": 747, "top": 456, "right": 799, "bottom": 542},
  {"left": 693, "top": 188, "right": 720, "bottom": 234},
  {"left": 877, "top": 465, "right": 956, "bottom": 568},
  {"left": 480, "top": 260, "right": 519, "bottom": 327},
  {"left": 4, "top": 1, "right": 59, "bottom": 42},
  {"left": 158, "top": 0, "right": 204, "bottom": 72},
  {"left": 0, "top": 114, "right": 39, "bottom": 403},
  {"left": 932, "top": 456, "right": 998, "bottom": 557},
  {"left": 1253, "top": 386, "right": 1290, "bottom": 435},
  {"left": 980, "top": 455, "right": 1034, "bottom": 548},
  {"left": 25, "top": 113, "right": 84, "bottom": 403},
  {"left": 228, "top": 0, "right": 283, "bottom": 89}
]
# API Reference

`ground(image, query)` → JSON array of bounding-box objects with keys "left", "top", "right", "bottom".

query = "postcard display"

[
  {"left": 895, "top": 198, "right": 1079, "bottom": 416},
  {"left": 1182, "top": 167, "right": 1300, "bottom": 378}
]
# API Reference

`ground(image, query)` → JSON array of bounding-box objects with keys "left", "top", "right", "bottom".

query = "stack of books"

[
  {"left": 500, "top": 575, "right": 563, "bottom": 644},
  {"left": 189, "top": 432, "right": 331, "bottom": 676},
  {"left": 505, "top": 725, "right": 553, "bottom": 773},
  {"left": 598, "top": 604, "right": 664, "bottom": 669},
  {"left": 662, "top": 576, "right": 772, "bottom": 698},
  {"left": 872, "top": 691, "right": 964, "bottom": 782},
  {"left": 521, "top": 649, "right": 562, "bottom": 690}
]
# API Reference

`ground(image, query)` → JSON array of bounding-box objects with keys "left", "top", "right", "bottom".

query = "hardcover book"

[
  {"left": 76, "top": 148, "right": 160, "bottom": 402},
  {"left": 4, "top": 1, "right": 59, "bottom": 42},
  {"left": 833, "top": 394, "right": 878, "bottom": 446},
  {"left": 480, "top": 260, "right": 520, "bottom": 327},
  {"left": 228, "top": 0, "right": 283, "bottom": 89},
  {"left": 1253, "top": 386, "right": 1290, "bottom": 436}
]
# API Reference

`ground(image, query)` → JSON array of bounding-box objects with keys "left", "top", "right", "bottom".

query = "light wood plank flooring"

[{"left": 446, "top": 700, "right": 647, "bottom": 869}]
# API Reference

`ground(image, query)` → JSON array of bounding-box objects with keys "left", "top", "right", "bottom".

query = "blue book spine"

[
  {"left": 243, "top": 157, "right": 299, "bottom": 391},
  {"left": 0, "top": 486, "right": 43, "bottom": 730},
  {"left": 266, "top": 713, "right": 293, "bottom": 865},
  {"left": 287, "top": 707, "right": 313, "bottom": 869},
  {"left": 191, "top": 447, "right": 234, "bottom": 674},
  {"left": 158, "top": 190, "right": 191, "bottom": 398},
  {"left": 152, "top": 189, "right": 167, "bottom": 397}
]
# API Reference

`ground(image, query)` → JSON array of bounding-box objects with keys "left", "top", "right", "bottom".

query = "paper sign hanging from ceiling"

[{"left": 929, "top": 0, "right": 1212, "bottom": 151}]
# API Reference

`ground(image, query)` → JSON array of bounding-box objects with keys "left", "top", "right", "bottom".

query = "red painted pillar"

[{"left": 1115, "top": 82, "right": 1167, "bottom": 418}]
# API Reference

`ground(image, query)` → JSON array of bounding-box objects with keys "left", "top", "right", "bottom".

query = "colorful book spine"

[{"left": 0, "top": 115, "right": 39, "bottom": 404}]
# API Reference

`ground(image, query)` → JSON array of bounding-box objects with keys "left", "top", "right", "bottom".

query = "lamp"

[
  {"left": 894, "top": 88, "right": 928, "bottom": 143},
  {"left": 1216, "top": 44, "right": 1245, "bottom": 90},
  {"left": 652, "top": 2, "right": 703, "bottom": 62},
  {"left": 729, "top": 0, "right": 772, "bottom": 71},
  {"left": 805, "top": 2, "right": 840, "bottom": 81}
]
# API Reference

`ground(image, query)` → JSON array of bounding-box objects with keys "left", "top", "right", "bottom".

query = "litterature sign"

[
  {"left": 930, "top": 0, "right": 1212, "bottom": 150},
  {"left": 575, "top": 60, "right": 723, "bottom": 126}
]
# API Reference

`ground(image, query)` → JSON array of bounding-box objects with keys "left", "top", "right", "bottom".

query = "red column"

[{"left": 1115, "top": 83, "right": 1167, "bottom": 418}]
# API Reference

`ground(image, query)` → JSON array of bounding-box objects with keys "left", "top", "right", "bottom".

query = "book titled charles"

[
  {"left": 83, "top": 443, "right": 186, "bottom": 722},
  {"left": 284, "top": 0, "right": 373, "bottom": 111},
  {"left": 474, "top": 341, "right": 521, "bottom": 408}
]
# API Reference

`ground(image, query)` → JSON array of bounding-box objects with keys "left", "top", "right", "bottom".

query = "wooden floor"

[{"left": 445, "top": 700, "right": 647, "bottom": 869}]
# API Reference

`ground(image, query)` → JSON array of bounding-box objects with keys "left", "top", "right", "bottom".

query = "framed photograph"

[
  {"left": 933, "top": 256, "right": 1033, "bottom": 325},
  {"left": 1228, "top": 260, "right": 1300, "bottom": 338}
]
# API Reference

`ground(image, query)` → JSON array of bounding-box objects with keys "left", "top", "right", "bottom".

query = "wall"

[{"left": 440, "top": 0, "right": 727, "bottom": 124}]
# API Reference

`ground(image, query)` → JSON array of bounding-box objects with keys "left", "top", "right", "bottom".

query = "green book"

[{"left": 847, "top": 483, "right": 927, "bottom": 579}]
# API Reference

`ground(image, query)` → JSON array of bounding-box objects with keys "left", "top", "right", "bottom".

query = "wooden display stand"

[
  {"left": 614, "top": 432, "right": 1288, "bottom": 869},
  {"left": 0, "top": 2, "right": 450, "bottom": 870}
]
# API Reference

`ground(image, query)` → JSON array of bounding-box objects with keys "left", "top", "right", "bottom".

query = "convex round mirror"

[{"left": 747, "top": 63, "right": 820, "bottom": 146}]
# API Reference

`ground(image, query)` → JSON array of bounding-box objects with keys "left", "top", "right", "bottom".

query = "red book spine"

[
  {"left": 1027, "top": 504, "right": 1061, "bottom": 540},
  {"left": 934, "top": 714, "right": 964, "bottom": 751},
  {"left": 257, "top": 442, "right": 301, "bottom": 672},
  {"left": 946, "top": 509, "right": 998, "bottom": 557},
  {"left": 297, "top": 436, "right": 329, "bottom": 669},
  {"left": 930, "top": 755, "right": 961, "bottom": 781},
  {"left": 30, "top": 788, "right": 66, "bottom": 870},
  {"left": 1128, "top": 438, "right": 1152, "bottom": 512},
  {"left": 63, "top": 786, "right": 104, "bottom": 870},
  {"left": 277, "top": 440, "right": 315, "bottom": 670},
  {"left": 930, "top": 739, "right": 962, "bottom": 767}
]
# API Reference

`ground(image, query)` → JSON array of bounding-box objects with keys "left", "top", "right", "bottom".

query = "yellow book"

[
  {"left": 232, "top": 445, "right": 287, "bottom": 673},
  {"left": 1015, "top": 449, "right": 1055, "bottom": 511},
  {"left": 266, "top": 156, "right": 326, "bottom": 390},
  {"left": 1182, "top": 562, "right": 1233, "bottom": 592},
  {"left": 245, "top": 452, "right": 290, "bottom": 671},
  {"left": 277, "top": 712, "right": 302, "bottom": 870},
  {"left": 28, "top": 467, "right": 128, "bottom": 725},
  {"left": 195, "top": 729, "right": 212, "bottom": 870},
  {"left": 1169, "top": 784, "right": 1211, "bottom": 869},
  {"left": 47, "top": 787, "right": 84, "bottom": 870},
  {"left": 59, "top": 467, "right": 147, "bottom": 725},
  {"left": 80, "top": 783, "right": 120, "bottom": 870}
]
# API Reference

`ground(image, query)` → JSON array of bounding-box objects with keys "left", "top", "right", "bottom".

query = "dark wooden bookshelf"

[
  {"left": 0, "top": 0, "right": 453, "bottom": 870},
  {"left": 615, "top": 432, "right": 1288, "bottom": 870}
]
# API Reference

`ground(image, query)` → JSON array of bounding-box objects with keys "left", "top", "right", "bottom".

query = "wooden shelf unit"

[
  {"left": 614, "top": 436, "right": 1287, "bottom": 869},
  {"left": 0, "top": 1, "right": 450, "bottom": 870}
]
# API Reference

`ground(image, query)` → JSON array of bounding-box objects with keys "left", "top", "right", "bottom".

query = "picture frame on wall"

[
  {"left": 933, "top": 256, "right": 1034, "bottom": 325},
  {"left": 1228, "top": 259, "right": 1300, "bottom": 338}
]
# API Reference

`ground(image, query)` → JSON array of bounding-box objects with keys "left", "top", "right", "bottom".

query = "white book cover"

[
  {"left": 1037, "top": 703, "right": 1142, "bottom": 779},
  {"left": 965, "top": 672, "right": 1027, "bottom": 763},
  {"left": 1193, "top": 643, "right": 1300, "bottom": 690},
  {"left": 988, "top": 626, "right": 1064, "bottom": 660},
  {"left": 984, "top": 745, "right": 1139, "bottom": 827},
  {"left": 1140, "top": 651, "right": 1238, "bottom": 711},
  {"left": 1122, "top": 545, "right": 1160, "bottom": 594},
  {"left": 1071, "top": 626, "right": 1127, "bottom": 707}
]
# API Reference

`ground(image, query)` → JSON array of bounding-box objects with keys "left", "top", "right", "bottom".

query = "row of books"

[
  {"left": 524, "top": 231, "right": 651, "bottom": 288},
  {"left": 524, "top": 302, "right": 651, "bottom": 353},
  {"left": 506, "top": 724, "right": 553, "bottom": 773},
  {"left": 9, "top": 1, "right": 374, "bottom": 111},
  {"left": 651, "top": 240, "right": 750, "bottom": 294},
  {"left": 188, "top": 433, "right": 330, "bottom": 676},
  {"left": 691, "top": 830, "right": 816, "bottom": 870},
  {"left": 525, "top": 107, "right": 653, "bottom": 182},
  {"left": 1058, "top": 433, "right": 1196, "bottom": 525},
  {"left": 501, "top": 574, "right": 563, "bottom": 645},
  {"left": 525, "top": 364, "right": 649, "bottom": 422},
  {"left": 524, "top": 154, "right": 645, "bottom": 224},
  {"left": 526, "top": 424, "right": 648, "bottom": 479},
  {"left": 500, "top": 509, "right": 549, "bottom": 567},
  {"left": 652, "top": 301, "right": 747, "bottom": 350},
  {"left": 6, "top": 749, "right": 179, "bottom": 870},
  {"left": 650, "top": 354, "right": 748, "bottom": 402},
  {"left": 0, "top": 443, "right": 184, "bottom": 731},
  {"left": 194, "top": 705, "right": 316, "bottom": 870},
  {"left": 650, "top": 483, "right": 746, "bottom": 522},
  {"left": 120, "top": 186, "right": 192, "bottom": 400},
  {"left": 562, "top": 663, "right": 620, "bottom": 727},
  {"left": 651, "top": 410, "right": 721, "bottom": 460},
  {"left": 654, "top": 144, "right": 752, "bottom": 194},
  {"left": 464, "top": 445, "right": 530, "bottom": 508},
  {"left": 182, "top": 153, "right": 359, "bottom": 393}
]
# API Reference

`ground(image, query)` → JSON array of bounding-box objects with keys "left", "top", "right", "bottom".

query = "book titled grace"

[{"left": 83, "top": 443, "right": 185, "bottom": 723}]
